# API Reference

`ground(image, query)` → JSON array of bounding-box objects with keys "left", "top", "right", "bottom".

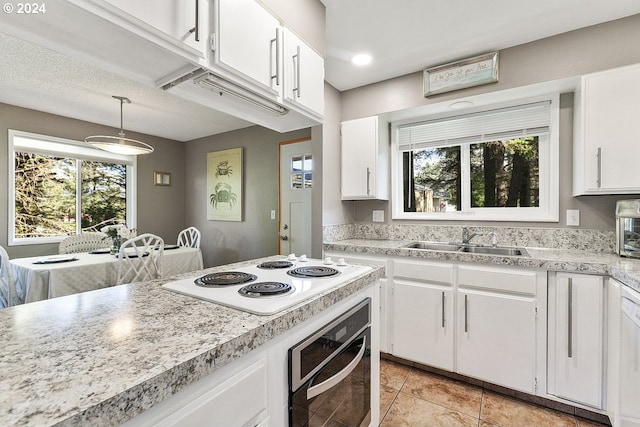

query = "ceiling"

[
  {"left": 1, "top": 1, "right": 640, "bottom": 142},
  {"left": 323, "top": 0, "right": 640, "bottom": 91}
]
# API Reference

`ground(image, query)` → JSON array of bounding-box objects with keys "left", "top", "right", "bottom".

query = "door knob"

[
  {"left": 283, "top": 224, "right": 289, "bottom": 230},
  {"left": 281, "top": 235, "right": 288, "bottom": 241}
]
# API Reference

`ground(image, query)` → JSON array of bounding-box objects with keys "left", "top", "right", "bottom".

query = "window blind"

[{"left": 397, "top": 101, "right": 551, "bottom": 151}]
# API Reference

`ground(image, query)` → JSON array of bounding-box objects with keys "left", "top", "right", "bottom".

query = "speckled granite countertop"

[
  {"left": 324, "top": 239, "right": 640, "bottom": 293},
  {"left": 0, "top": 256, "right": 383, "bottom": 427}
]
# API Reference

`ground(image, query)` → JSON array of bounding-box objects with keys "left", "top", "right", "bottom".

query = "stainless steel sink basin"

[
  {"left": 459, "top": 246, "right": 529, "bottom": 256},
  {"left": 403, "top": 242, "right": 463, "bottom": 251},
  {"left": 403, "top": 241, "right": 528, "bottom": 256}
]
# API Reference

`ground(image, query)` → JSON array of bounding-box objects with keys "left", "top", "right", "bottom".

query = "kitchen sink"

[
  {"left": 459, "top": 246, "right": 529, "bottom": 256},
  {"left": 403, "top": 242, "right": 464, "bottom": 251},
  {"left": 403, "top": 241, "right": 529, "bottom": 256}
]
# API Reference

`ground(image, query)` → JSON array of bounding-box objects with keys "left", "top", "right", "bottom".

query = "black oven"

[{"left": 288, "top": 298, "right": 371, "bottom": 427}]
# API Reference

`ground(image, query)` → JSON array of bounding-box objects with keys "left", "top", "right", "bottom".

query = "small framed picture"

[{"left": 154, "top": 171, "right": 171, "bottom": 186}]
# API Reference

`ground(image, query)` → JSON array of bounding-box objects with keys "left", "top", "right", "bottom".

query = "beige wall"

[
  {"left": 0, "top": 103, "right": 185, "bottom": 258},
  {"left": 184, "top": 126, "right": 311, "bottom": 268},
  {"left": 329, "top": 14, "right": 640, "bottom": 231}
]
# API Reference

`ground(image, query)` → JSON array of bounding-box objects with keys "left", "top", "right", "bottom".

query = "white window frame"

[
  {"left": 391, "top": 94, "right": 559, "bottom": 222},
  {"left": 8, "top": 129, "right": 137, "bottom": 246}
]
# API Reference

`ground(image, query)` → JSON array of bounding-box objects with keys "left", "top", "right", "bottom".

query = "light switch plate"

[
  {"left": 566, "top": 209, "right": 580, "bottom": 226},
  {"left": 372, "top": 210, "right": 384, "bottom": 222},
  {"left": 271, "top": 210, "right": 276, "bottom": 220}
]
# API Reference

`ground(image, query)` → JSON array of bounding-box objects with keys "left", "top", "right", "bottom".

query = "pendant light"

[{"left": 85, "top": 95, "right": 154, "bottom": 155}]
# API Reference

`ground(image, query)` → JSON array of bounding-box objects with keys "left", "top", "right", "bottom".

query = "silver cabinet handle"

[
  {"left": 568, "top": 278, "right": 573, "bottom": 358},
  {"left": 596, "top": 147, "right": 602, "bottom": 188},
  {"left": 189, "top": 0, "right": 200, "bottom": 42},
  {"left": 307, "top": 335, "right": 366, "bottom": 399},
  {"left": 464, "top": 294, "right": 468, "bottom": 333},
  {"left": 441, "top": 291, "right": 445, "bottom": 328},
  {"left": 366, "top": 167, "right": 371, "bottom": 196},
  {"left": 292, "top": 46, "right": 301, "bottom": 98},
  {"left": 270, "top": 28, "right": 280, "bottom": 86}
]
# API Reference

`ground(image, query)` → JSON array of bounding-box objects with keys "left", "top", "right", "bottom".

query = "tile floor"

[{"left": 380, "top": 358, "right": 610, "bottom": 427}]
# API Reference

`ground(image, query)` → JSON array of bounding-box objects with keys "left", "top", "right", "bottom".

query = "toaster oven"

[{"left": 616, "top": 199, "right": 640, "bottom": 258}]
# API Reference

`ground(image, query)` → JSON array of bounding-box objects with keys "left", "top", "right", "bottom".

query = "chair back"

[
  {"left": 59, "top": 232, "right": 109, "bottom": 254},
  {"left": 177, "top": 226, "right": 201, "bottom": 249},
  {"left": 116, "top": 233, "right": 164, "bottom": 285},
  {"left": 0, "top": 246, "right": 18, "bottom": 308}
]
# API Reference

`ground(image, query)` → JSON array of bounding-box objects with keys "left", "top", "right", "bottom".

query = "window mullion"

[
  {"left": 76, "top": 160, "right": 83, "bottom": 234},
  {"left": 460, "top": 144, "right": 471, "bottom": 212}
]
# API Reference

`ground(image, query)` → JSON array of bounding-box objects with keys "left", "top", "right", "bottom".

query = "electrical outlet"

[
  {"left": 372, "top": 210, "right": 384, "bottom": 222},
  {"left": 566, "top": 209, "right": 580, "bottom": 226}
]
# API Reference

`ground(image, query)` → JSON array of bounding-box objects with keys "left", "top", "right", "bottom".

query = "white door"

[{"left": 279, "top": 139, "right": 312, "bottom": 256}]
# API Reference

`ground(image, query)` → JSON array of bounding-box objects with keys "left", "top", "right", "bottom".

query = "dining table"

[{"left": 9, "top": 246, "right": 204, "bottom": 304}]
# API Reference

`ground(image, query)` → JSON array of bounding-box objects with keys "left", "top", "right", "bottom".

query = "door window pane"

[{"left": 292, "top": 154, "right": 312, "bottom": 189}]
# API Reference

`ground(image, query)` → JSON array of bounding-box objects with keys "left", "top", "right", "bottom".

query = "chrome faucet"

[
  {"left": 462, "top": 227, "right": 481, "bottom": 244},
  {"left": 462, "top": 227, "right": 500, "bottom": 246}
]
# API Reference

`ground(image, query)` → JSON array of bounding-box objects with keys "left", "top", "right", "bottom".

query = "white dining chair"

[
  {"left": 115, "top": 233, "right": 164, "bottom": 285},
  {"left": 59, "top": 232, "right": 109, "bottom": 254},
  {"left": 177, "top": 226, "right": 201, "bottom": 249},
  {"left": 0, "top": 246, "right": 18, "bottom": 308}
]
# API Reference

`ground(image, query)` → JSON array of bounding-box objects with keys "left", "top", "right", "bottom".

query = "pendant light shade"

[{"left": 85, "top": 96, "right": 154, "bottom": 155}]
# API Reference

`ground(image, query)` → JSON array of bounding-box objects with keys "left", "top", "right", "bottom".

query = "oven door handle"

[{"left": 307, "top": 335, "right": 367, "bottom": 400}]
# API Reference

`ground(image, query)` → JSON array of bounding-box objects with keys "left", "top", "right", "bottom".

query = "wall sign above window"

[{"left": 423, "top": 52, "right": 499, "bottom": 96}]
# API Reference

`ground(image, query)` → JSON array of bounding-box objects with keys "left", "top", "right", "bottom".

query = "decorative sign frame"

[
  {"left": 207, "top": 148, "right": 242, "bottom": 222},
  {"left": 424, "top": 52, "right": 499, "bottom": 96},
  {"left": 153, "top": 171, "right": 171, "bottom": 186}
]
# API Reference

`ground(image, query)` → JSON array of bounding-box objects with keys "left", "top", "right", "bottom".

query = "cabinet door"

[
  {"left": 104, "top": 0, "right": 205, "bottom": 53},
  {"left": 215, "top": 0, "right": 280, "bottom": 95},
  {"left": 579, "top": 63, "right": 640, "bottom": 193},
  {"left": 392, "top": 281, "right": 454, "bottom": 370},
  {"left": 283, "top": 29, "right": 324, "bottom": 118},
  {"left": 341, "top": 116, "right": 379, "bottom": 199},
  {"left": 457, "top": 290, "right": 537, "bottom": 393},
  {"left": 550, "top": 273, "right": 604, "bottom": 408}
]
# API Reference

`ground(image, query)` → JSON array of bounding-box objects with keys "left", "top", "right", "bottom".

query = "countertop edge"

[{"left": 323, "top": 240, "right": 640, "bottom": 293}]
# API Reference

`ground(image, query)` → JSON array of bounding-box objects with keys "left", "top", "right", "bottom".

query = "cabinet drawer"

[
  {"left": 458, "top": 265, "right": 537, "bottom": 296},
  {"left": 394, "top": 259, "right": 454, "bottom": 285}
]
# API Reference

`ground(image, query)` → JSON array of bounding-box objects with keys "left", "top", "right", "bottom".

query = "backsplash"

[{"left": 323, "top": 224, "right": 615, "bottom": 252}]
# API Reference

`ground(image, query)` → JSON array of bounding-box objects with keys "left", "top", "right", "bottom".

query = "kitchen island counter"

[
  {"left": 324, "top": 239, "right": 640, "bottom": 292},
  {"left": 0, "top": 256, "right": 383, "bottom": 426}
]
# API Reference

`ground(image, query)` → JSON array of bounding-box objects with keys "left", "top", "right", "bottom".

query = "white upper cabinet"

[
  {"left": 102, "top": 0, "right": 208, "bottom": 56},
  {"left": 574, "top": 63, "right": 640, "bottom": 195},
  {"left": 211, "top": 0, "right": 324, "bottom": 120},
  {"left": 213, "top": 0, "right": 281, "bottom": 99},
  {"left": 283, "top": 28, "right": 325, "bottom": 118},
  {"left": 341, "top": 116, "right": 389, "bottom": 200}
]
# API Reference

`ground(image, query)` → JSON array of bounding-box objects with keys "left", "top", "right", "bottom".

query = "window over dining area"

[
  {"left": 391, "top": 96, "right": 559, "bottom": 222},
  {"left": 8, "top": 130, "right": 137, "bottom": 245}
]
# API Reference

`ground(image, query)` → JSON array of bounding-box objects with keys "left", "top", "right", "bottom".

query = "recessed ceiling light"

[{"left": 351, "top": 53, "right": 372, "bottom": 66}]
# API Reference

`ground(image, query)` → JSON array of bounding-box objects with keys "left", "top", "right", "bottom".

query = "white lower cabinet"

[
  {"left": 548, "top": 272, "right": 605, "bottom": 409},
  {"left": 457, "top": 265, "right": 543, "bottom": 394},
  {"left": 391, "top": 259, "right": 454, "bottom": 371},
  {"left": 386, "top": 258, "right": 545, "bottom": 394},
  {"left": 124, "top": 353, "right": 268, "bottom": 427}
]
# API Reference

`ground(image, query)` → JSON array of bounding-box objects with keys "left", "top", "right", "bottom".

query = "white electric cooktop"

[{"left": 162, "top": 257, "right": 372, "bottom": 315}]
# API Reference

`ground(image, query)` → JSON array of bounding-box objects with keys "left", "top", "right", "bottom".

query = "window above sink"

[{"left": 390, "top": 93, "right": 560, "bottom": 222}]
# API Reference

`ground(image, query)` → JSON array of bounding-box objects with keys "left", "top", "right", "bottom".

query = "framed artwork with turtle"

[{"left": 206, "top": 147, "right": 242, "bottom": 221}]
